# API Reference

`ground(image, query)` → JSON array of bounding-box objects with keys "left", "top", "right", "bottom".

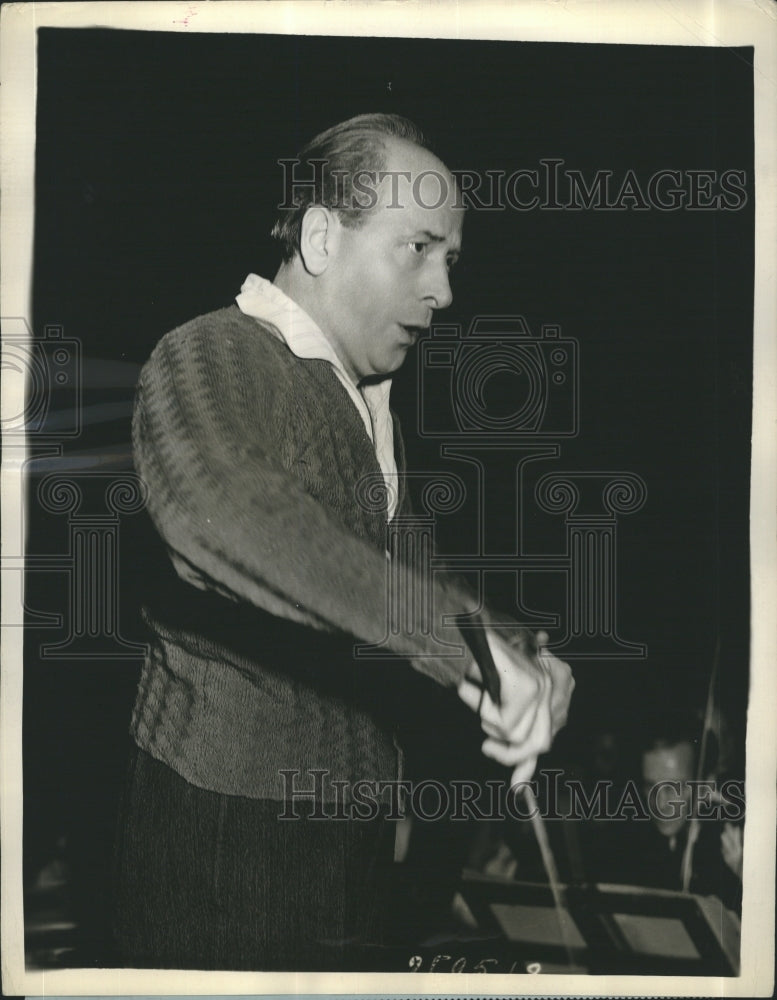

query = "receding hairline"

[
  {"left": 270, "top": 113, "right": 461, "bottom": 261},
  {"left": 364, "top": 134, "right": 462, "bottom": 214},
  {"left": 380, "top": 135, "right": 456, "bottom": 181}
]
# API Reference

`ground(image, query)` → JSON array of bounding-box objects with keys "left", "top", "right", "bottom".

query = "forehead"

[
  {"left": 364, "top": 137, "right": 464, "bottom": 240},
  {"left": 642, "top": 742, "right": 695, "bottom": 779}
]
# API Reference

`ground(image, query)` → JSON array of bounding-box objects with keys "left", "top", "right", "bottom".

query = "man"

[
  {"left": 574, "top": 715, "right": 742, "bottom": 914},
  {"left": 113, "top": 113, "right": 573, "bottom": 970},
  {"left": 639, "top": 730, "right": 743, "bottom": 911}
]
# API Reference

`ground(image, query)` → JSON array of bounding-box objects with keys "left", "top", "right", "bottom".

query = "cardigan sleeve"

[{"left": 133, "top": 311, "right": 480, "bottom": 689}]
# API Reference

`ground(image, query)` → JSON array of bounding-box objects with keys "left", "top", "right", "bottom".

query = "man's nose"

[{"left": 424, "top": 264, "right": 453, "bottom": 310}]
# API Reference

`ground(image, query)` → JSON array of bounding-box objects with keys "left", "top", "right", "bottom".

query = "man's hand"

[
  {"left": 721, "top": 821, "right": 744, "bottom": 881},
  {"left": 458, "top": 628, "right": 574, "bottom": 786},
  {"left": 533, "top": 630, "right": 575, "bottom": 738}
]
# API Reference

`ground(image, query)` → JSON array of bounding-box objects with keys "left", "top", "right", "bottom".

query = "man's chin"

[
  {"left": 384, "top": 350, "right": 411, "bottom": 373},
  {"left": 654, "top": 818, "right": 688, "bottom": 839}
]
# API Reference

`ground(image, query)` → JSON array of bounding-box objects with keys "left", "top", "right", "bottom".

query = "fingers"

[
  {"left": 505, "top": 670, "right": 551, "bottom": 748},
  {"left": 482, "top": 630, "right": 549, "bottom": 740},
  {"left": 462, "top": 683, "right": 543, "bottom": 745},
  {"left": 503, "top": 627, "right": 548, "bottom": 657},
  {"left": 457, "top": 675, "right": 486, "bottom": 714},
  {"left": 482, "top": 721, "right": 552, "bottom": 766},
  {"left": 458, "top": 662, "right": 543, "bottom": 739},
  {"left": 457, "top": 629, "right": 574, "bottom": 775},
  {"left": 492, "top": 684, "right": 544, "bottom": 746},
  {"left": 516, "top": 639, "right": 574, "bottom": 737},
  {"left": 481, "top": 689, "right": 553, "bottom": 767},
  {"left": 543, "top": 651, "right": 575, "bottom": 736}
]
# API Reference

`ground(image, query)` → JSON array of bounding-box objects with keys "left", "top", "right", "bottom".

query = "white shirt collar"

[
  {"left": 236, "top": 273, "right": 346, "bottom": 371},
  {"left": 237, "top": 273, "right": 393, "bottom": 409},
  {"left": 235, "top": 273, "right": 398, "bottom": 518}
]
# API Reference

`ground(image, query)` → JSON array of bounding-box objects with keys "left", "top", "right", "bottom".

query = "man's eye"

[{"left": 409, "top": 241, "right": 428, "bottom": 256}]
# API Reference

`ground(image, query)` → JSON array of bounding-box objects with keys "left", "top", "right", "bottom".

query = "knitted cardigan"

[{"left": 130, "top": 305, "right": 482, "bottom": 800}]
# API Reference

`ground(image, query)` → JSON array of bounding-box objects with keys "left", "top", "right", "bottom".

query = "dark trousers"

[{"left": 113, "top": 746, "right": 394, "bottom": 970}]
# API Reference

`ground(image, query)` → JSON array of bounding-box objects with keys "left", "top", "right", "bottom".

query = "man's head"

[
  {"left": 272, "top": 114, "right": 432, "bottom": 262},
  {"left": 642, "top": 738, "right": 696, "bottom": 839},
  {"left": 272, "top": 114, "right": 464, "bottom": 384}
]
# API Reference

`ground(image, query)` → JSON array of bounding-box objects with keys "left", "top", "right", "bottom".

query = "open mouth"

[{"left": 399, "top": 324, "right": 425, "bottom": 343}]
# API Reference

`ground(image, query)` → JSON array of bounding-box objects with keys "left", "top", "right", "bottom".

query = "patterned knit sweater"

[{"left": 130, "top": 305, "right": 482, "bottom": 800}]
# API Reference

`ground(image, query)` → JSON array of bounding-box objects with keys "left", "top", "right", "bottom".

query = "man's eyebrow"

[
  {"left": 414, "top": 229, "right": 461, "bottom": 255},
  {"left": 416, "top": 229, "right": 448, "bottom": 243}
]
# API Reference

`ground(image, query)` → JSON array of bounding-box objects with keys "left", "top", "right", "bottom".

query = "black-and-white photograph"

[{"left": 1, "top": 2, "right": 775, "bottom": 996}]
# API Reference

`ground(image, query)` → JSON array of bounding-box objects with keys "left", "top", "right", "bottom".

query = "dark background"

[{"left": 25, "top": 28, "right": 753, "bottom": 964}]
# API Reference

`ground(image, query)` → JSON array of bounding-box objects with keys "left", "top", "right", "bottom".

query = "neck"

[
  {"left": 272, "top": 260, "right": 300, "bottom": 301},
  {"left": 274, "top": 262, "right": 360, "bottom": 387}
]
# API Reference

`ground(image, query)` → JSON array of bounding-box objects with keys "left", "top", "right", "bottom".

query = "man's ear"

[{"left": 299, "top": 205, "right": 338, "bottom": 276}]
